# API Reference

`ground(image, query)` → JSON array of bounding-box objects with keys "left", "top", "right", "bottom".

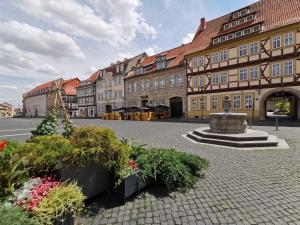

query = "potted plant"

[
  {"left": 20, "top": 127, "right": 130, "bottom": 199},
  {"left": 113, "top": 159, "right": 143, "bottom": 203},
  {"left": 7, "top": 176, "right": 85, "bottom": 225}
]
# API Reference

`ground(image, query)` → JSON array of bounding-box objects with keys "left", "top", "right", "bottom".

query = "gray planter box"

[{"left": 57, "top": 162, "right": 109, "bottom": 199}]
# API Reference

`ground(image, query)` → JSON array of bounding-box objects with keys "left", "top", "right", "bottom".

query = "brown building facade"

[{"left": 124, "top": 44, "right": 190, "bottom": 118}]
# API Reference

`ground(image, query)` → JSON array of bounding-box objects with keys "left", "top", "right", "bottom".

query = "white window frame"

[
  {"left": 284, "top": 33, "right": 294, "bottom": 47},
  {"left": 272, "top": 63, "right": 281, "bottom": 77},
  {"left": 191, "top": 99, "right": 197, "bottom": 110},
  {"left": 170, "top": 75, "right": 175, "bottom": 87},
  {"left": 211, "top": 96, "right": 218, "bottom": 110},
  {"left": 220, "top": 50, "right": 228, "bottom": 61},
  {"left": 211, "top": 52, "right": 219, "bottom": 63},
  {"left": 249, "top": 42, "right": 259, "bottom": 54},
  {"left": 239, "top": 68, "right": 248, "bottom": 80},
  {"left": 272, "top": 36, "right": 281, "bottom": 49},
  {"left": 193, "top": 77, "right": 199, "bottom": 87},
  {"left": 212, "top": 73, "right": 220, "bottom": 84},
  {"left": 159, "top": 77, "right": 165, "bottom": 88},
  {"left": 284, "top": 61, "right": 293, "bottom": 75},
  {"left": 233, "top": 95, "right": 241, "bottom": 109},
  {"left": 220, "top": 72, "right": 228, "bottom": 83},
  {"left": 249, "top": 66, "right": 258, "bottom": 80},
  {"left": 239, "top": 46, "right": 248, "bottom": 57},
  {"left": 244, "top": 95, "right": 253, "bottom": 109}
]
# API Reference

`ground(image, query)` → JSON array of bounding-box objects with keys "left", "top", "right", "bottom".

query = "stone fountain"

[{"left": 186, "top": 96, "right": 287, "bottom": 149}]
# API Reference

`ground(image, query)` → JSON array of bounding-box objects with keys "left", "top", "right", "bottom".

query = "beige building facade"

[{"left": 185, "top": 0, "right": 300, "bottom": 120}]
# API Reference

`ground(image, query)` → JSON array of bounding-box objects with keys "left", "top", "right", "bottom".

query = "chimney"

[{"left": 200, "top": 17, "right": 206, "bottom": 31}]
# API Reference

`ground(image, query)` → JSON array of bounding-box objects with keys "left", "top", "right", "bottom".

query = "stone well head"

[{"left": 209, "top": 95, "right": 248, "bottom": 134}]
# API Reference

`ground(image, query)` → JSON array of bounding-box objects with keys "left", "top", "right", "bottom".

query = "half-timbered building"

[{"left": 185, "top": 0, "right": 300, "bottom": 120}]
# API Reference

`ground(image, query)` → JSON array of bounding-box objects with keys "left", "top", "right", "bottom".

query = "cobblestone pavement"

[{"left": 1, "top": 118, "right": 300, "bottom": 224}]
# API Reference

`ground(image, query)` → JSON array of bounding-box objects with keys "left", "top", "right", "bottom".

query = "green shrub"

[
  {"left": 0, "top": 205, "right": 38, "bottom": 225},
  {"left": 33, "top": 182, "right": 85, "bottom": 225},
  {"left": 135, "top": 147, "right": 208, "bottom": 192},
  {"left": 21, "top": 135, "right": 73, "bottom": 173},
  {"left": 70, "top": 127, "right": 130, "bottom": 174},
  {"left": 31, "top": 108, "right": 58, "bottom": 136},
  {"left": 0, "top": 141, "right": 28, "bottom": 197}
]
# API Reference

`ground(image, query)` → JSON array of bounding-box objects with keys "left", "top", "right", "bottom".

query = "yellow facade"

[{"left": 186, "top": 23, "right": 300, "bottom": 120}]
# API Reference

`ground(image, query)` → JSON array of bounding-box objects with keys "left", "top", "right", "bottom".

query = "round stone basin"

[{"left": 209, "top": 113, "right": 247, "bottom": 134}]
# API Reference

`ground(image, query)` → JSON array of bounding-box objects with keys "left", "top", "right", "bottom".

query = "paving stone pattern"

[
  {"left": 71, "top": 120, "right": 300, "bottom": 225},
  {"left": 2, "top": 118, "right": 299, "bottom": 224}
]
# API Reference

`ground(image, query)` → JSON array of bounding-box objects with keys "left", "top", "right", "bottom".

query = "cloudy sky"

[{"left": 0, "top": 0, "right": 256, "bottom": 107}]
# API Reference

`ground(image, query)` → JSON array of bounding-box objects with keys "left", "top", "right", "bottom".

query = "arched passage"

[
  {"left": 259, "top": 87, "right": 300, "bottom": 120},
  {"left": 169, "top": 97, "right": 183, "bottom": 118}
]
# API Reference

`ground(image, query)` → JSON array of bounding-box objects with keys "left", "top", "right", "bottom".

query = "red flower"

[
  {"left": 128, "top": 159, "right": 138, "bottom": 171},
  {"left": 0, "top": 140, "right": 8, "bottom": 152}
]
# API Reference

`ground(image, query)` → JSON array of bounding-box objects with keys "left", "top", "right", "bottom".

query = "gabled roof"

[
  {"left": 88, "top": 70, "right": 101, "bottom": 82},
  {"left": 62, "top": 78, "right": 81, "bottom": 96},
  {"left": 188, "top": 0, "right": 300, "bottom": 55},
  {"left": 125, "top": 43, "right": 191, "bottom": 79}
]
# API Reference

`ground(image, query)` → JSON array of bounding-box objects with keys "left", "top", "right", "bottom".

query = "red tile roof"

[
  {"left": 125, "top": 43, "right": 191, "bottom": 79},
  {"left": 88, "top": 70, "right": 101, "bottom": 82},
  {"left": 62, "top": 78, "right": 81, "bottom": 96},
  {"left": 188, "top": 0, "right": 300, "bottom": 55}
]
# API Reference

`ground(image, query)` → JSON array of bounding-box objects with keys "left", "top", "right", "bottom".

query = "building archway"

[
  {"left": 169, "top": 97, "right": 183, "bottom": 118},
  {"left": 259, "top": 87, "right": 300, "bottom": 120},
  {"left": 105, "top": 105, "right": 112, "bottom": 113}
]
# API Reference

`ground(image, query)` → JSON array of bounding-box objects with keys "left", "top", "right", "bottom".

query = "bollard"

[{"left": 275, "top": 116, "right": 279, "bottom": 131}]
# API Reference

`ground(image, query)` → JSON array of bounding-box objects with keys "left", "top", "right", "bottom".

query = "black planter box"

[
  {"left": 54, "top": 213, "right": 74, "bottom": 225},
  {"left": 56, "top": 162, "right": 109, "bottom": 199},
  {"left": 114, "top": 170, "right": 143, "bottom": 203}
]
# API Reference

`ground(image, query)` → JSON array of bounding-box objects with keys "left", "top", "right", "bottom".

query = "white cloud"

[
  {"left": 13, "top": 0, "right": 156, "bottom": 47},
  {"left": 145, "top": 45, "right": 160, "bottom": 56},
  {"left": 182, "top": 33, "right": 194, "bottom": 44},
  {"left": 0, "top": 20, "right": 84, "bottom": 59},
  {"left": 0, "top": 85, "right": 18, "bottom": 90},
  {"left": 0, "top": 41, "right": 58, "bottom": 74}
]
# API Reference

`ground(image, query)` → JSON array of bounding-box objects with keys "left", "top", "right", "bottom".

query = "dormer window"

[
  {"left": 223, "top": 13, "right": 255, "bottom": 30},
  {"left": 232, "top": 7, "right": 249, "bottom": 19},
  {"left": 156, "top": 56, "right": 167, "bottom": 70},
  {"left": 136, "top": 67, "right": 144, "bottom": 75}
]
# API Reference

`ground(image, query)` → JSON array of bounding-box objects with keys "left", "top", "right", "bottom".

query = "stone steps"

[{"left": 187, "top": 128, "right": 279, "bottom": 148}]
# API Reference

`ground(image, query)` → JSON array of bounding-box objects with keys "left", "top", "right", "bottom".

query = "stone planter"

[
  {"left": 113, "top": 170, "right": 143, "bottom": 203},
  {"left": 56, "top": 162, "right": 109, "bottom": 199},
  {"left": 54, "top": 213, "right": 74, "bottom": 225}
]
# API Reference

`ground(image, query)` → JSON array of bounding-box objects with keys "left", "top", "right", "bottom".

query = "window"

[
  {"left": 221, "top": 96, "right": 226, "bottom": 109},
  {"left": 140, "top": 80, "right": 145, "bottom": 92},
  {"left": 212, "top": 73, "right": 219, "bottom": 84},
  {"left": 213, "top": 38, "right": 219, "bottom": 45},
  {"left": 128, "top": 83, "right": 132, "bottom": 92},
  {"left": 244, "top": 95, "right": 253, "bottom": 109},
  {"left": 191, "top": 99, "right": 197, "bottom": 110},
  {"left": 272, "top": 36, "right": 281, "bottom": 49},
  {"left": 199, "top": 98, "right": 205, "bottom": 110},
  {"left": 239, "top": 68, "right": 248, "bottom": 80},
  {"left": 227, "top": 33, "right": 235, "bottom": 40},
  {"left": 249, "top": 66, "right": 258, "bottom": 80},
  {"left": 243, "top": 27, "right": 251, "bottom": 35},
  {"left": 252, "top": 24, "right": 260, "bottom": 32},
  {"left": 220, "top": 51, "right": 228, "bottom": 61},
  {"left": 272, "top": 63, "right": 281, "bottom": 77},
  {"left": 159, "top": 77, "right": 165, "bottom": 88},
  {"left": 239, "top": 46, "right": 248, "bottom": 57},
  {"left": 249, "top": 43, "right": 259, "bottom": 54},
  {"left": 284, "top": 61, "right": 293, "bottom": 75},
  {"left": 211, "top": 96, "right": 218, "bottom": 110},
  {"left": 284, "top": 33, "right": 294, "bottom": 46},
  {"left": 136, "top": 67, "right": 144, "bottom": 75},
  {"left": 235, "top": 30, "right": 242, "bottom": 38},
  {"left": 220, "top": 72, "right": 228, "bottom": 83},
  {"left": 224, "top": 23, "right": 230, "bottom": 30},
  {"left": 233, "top": 95, "right": 241, "bottom": 109},
  {"left": 191, "top": 57, "right": 204, "bottom": 67},
  {"left": 154, "top": 78, "right": 158, "bottom": 89},
  {"left": 170, "top": 75, "right": 175, "bottom": 87},
  {"left": 220, "top": 36, "right": 227, "bottom": 43},
  {"left": 211, "top": 52, "right": 219, "bottom": 63},
  {"left": 176, "top": 75, "right": 183, "bottom": 86},
  {"left": 156, "top": 57, "right": 167, "bottom": 70},
  {"left": 193, "top": 77, "right": 199, "bottom": 87},
  {"left": 133, "top": 82, "right": 137, "bottom": 92},
  {"left": 145, "top": 80, "right": 150, "bottom": 90},
  {"left": 199, "top": 76, "right": 205, "bottom": 88}
]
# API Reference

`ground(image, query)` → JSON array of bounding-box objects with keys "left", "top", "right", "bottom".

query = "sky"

[{"left": 0, "top": 0, "right": 257, "bottom": 107}]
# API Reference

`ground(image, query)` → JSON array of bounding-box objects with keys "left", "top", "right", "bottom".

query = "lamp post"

[{"left": 200, "top": 85, "right": 204, "bottom": 120}]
